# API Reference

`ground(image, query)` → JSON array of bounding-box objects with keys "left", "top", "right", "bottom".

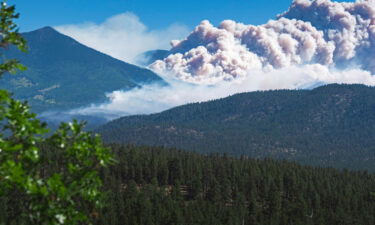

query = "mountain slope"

[
  {"left": 0, "top": 27, "right": 164, "bottom": 112},
  {"left": 97, "top": 84, "right": 375, "bottom": 171},
  {"left": 135, "top": 49, "right": 170, "bottom": 66}
]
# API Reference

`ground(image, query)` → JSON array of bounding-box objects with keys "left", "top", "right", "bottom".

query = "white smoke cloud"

[
  {"left": 71, "top": 64, "right": 375, "bottom": 119},
  {"left": 60, "top": 0, "right": 375, "bottom": 120},
  {"left": 150, "top": 0, "right": 375, "bottom": 84},
  {"left": 55, "top": 12, "right": 189, "bottom": 63}
]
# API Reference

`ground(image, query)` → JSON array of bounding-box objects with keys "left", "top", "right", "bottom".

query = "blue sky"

[{"left": 13, "top": 0, "right": 354, "bottom": 32}]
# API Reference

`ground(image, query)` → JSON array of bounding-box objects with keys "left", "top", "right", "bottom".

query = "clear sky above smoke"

[{"left": 14, "top": 0, "right": 354, "bottom": 32}]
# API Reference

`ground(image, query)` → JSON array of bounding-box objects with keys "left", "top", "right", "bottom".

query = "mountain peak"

[
  {"left": 25, "top": 26, "right": 59, "bottom": 36},
  {"left": 21, "top": 26, "right": 71, "bottom": 45},
  {"left": 36, "top": 26, "right": 55, "bottom": 32},
  {"left": 0, "top": 25, "right": 164, "bottom": 113}
]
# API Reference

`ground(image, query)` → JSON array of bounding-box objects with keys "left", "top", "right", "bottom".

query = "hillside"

[
  {"left": 0, "top": 27, "right": 165, "bottom": 112},
  {"left": 97, "top": 84, "right": 375, "bottom": 171}
]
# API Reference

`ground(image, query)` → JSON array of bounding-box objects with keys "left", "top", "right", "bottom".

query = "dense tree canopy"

[{"left": 99, "top": 145, "right": 375, "bottom": 225}]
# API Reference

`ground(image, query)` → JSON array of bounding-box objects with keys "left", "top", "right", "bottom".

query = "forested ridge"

[
  {"left": 80, "top": 145, "right": 375, "bottom": 225},
  {"left": 2, "top": 144, "right": 374, "bottom": 224},
  {"left": 97, "top": 84, "right": 375, "bottom": 171}
]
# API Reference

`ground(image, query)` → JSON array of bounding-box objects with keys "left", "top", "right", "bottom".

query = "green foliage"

[
  {"left": 0, "top": 2, "right": 113, "bottom": 224},
  {"left": 0, "top": 2, "right": 26, "bottom": 76},
  {"left": 97, "top": 84, "right": 375, "bottom": 171}
]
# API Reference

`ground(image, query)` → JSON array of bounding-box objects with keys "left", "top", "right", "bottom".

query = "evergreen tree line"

[
  {"left": 1, "top": 144, "right": 375, "bottom": 224},
  {"left": 97, "top": 145, "right": 375, "bottom": 225}
]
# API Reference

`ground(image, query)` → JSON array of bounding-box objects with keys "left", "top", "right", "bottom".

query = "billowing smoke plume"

[
  {"left": 58, "top": 0, "right": 375, "bottom": 120},
  {"left": 150, "top": 0, "right": 375, "bottom": 84}
]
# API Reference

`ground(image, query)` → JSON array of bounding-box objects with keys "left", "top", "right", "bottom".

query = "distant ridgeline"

[
  {"left": 97, "top": 84, "right": 375, "bottom": 171},
  {"left": 0, "top": 27, "right": 165, "bottom": 113}
]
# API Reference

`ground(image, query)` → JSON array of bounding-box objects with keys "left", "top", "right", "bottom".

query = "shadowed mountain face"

[
  {"left": 97, "top": 84, "right": 375, "bottom": 171},
  {"left": 135, "top": 49, "right": 170, "bottom": 66},
  {"left": 0, "top": 26, "right": 165, "bottom": 112}
]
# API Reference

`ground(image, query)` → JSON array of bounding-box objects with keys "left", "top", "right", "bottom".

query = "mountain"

[
  {"left": 97, "top": 84, "right": 375, "bottom": 171},
  {"left": 135, "top": 49, "right": 170, "bottom": 66},
  {"left": 0, "top": 27, "right": 165, "bottom": 112}
]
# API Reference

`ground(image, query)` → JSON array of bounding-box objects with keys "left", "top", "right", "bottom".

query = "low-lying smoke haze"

[
  {"left": 58, "top": 0, "right": 375, "bottom": 120},
  {"left": 70, "top": 64, "right": 375, "bottom": 119}
]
